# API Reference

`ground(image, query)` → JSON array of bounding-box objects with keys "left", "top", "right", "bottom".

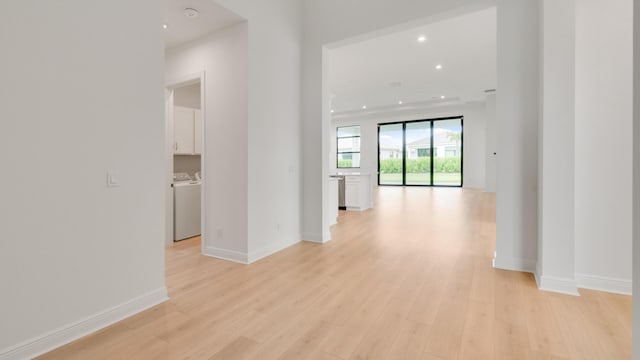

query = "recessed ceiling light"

[
  {"left": 331, "top": 109, "right": 335, "bottom": 113},
  {"left": 362, "top": 105, "right": 367, "bottom": 110},
  {"left": 163, "top": 24, "right": 168, "bottom": 29},
  {"left": 435, "top": 64, "right": 443, "bottom": 70},
  {"left": 440, "top": 95, "right": 446, "bottom": 99},
  {"left": 398, "top": 101, "right": 403, "bottom": 105},
  {"left": 417, "top": 35, "right": 427, "bottom": 43},
  {"left": 183, "top": 8, "right": 200, "bottom": 18}
]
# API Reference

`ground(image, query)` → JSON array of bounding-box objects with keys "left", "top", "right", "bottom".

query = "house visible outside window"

[
  {"left": 337, "top": 126, "right": 361, "bottom": 168},
  {"left": 417, "top": 148, "right": 430, "bottom": 157},
  {"left": 445, "top": 146, "right": 457, "bottom": 157}
]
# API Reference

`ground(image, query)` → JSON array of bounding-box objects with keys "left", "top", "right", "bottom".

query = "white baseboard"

[
  {"left": 303, "top": 232, "right": 332, "bottom": 244},
  {"left": 492, "top": 252, "right": 536, "bottom": 273},
  {"left": 537, "top": 275, "right": 580, "bottom": 296},
  {"left": 0, "top": 287, "right": 168, "bottom": 360},
  {"left": 204, "top": 246, "right": 249, "bottom": 264},
  {"left": 304, "top": 238, "right": 329, "bottom": 244},
  {"left": 302, "top": 232, "right": 325, "bottom": 243},
  {"left": 576, "top": 273, "right": 632, "bottom": 295},
  {"left": 205, "top": 238, "right": 305, "bottom": 265},
  {"left": 248, "top": 238, "right": 301, "bottom": 264}
]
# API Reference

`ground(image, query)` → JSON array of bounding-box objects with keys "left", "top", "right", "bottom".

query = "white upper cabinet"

[{"left": 174, "top": 106, "right": 202, "bottom": 155}]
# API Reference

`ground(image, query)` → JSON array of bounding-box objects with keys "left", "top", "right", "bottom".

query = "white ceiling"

[
  {"left": 329, "top": 8, "right": 496, "bottom": 114},
  {"left": 164, "top": 0, "right": 244, "bottom": 49}
]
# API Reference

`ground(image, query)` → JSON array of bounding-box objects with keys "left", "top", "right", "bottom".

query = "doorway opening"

[
  {"left": 165, "top": 75, "right": 206, "bottom": 251},
  {"left": 324, "top": 7, "right": 495, "bottom": 233}
]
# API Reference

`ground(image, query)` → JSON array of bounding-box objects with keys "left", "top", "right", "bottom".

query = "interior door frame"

[{"left": 165, "top": 71, "right": 207, "bottom": 253}]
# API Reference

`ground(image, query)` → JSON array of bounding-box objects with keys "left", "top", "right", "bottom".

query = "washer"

[{"left": 173, "top": 174, "right": 201, "bottom": 241}]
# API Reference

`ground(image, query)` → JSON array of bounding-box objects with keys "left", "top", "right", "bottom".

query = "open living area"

[{"left": 1, "top": 0, "right": 639, "bottom": 359}]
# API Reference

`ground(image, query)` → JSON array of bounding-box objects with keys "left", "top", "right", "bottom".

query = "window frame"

[
  {"left": 336, "top": 125, "right": 361, "bottom": 169},
  {"left": 377, "top": 116, "right": 463, "bottom": 187}
]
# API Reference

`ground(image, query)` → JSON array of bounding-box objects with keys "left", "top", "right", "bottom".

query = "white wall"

[
  {"left": 165, "top": 23, "right": 249, "bottom": 258},
  {"left": 485, "top": 93, "right": 497, "bottom": 192},
  {"left": 174, "top": 83, "right": 201, "bottom": 109},
  {"left": 302, "top": 0, "right": 496, "bottom": 242},
  {"left": 330, "top": 102, "right": 488, "bottom": 189},
  {"left": 493, "top": 0, "right": 539, "bottom": 273},
  {"left": 0, "top": 0, "right": 166, "bottom": 357},
  {"left": 633, "top": 0, "right": 640, "bottom": 351},
  {"left": 536, "top": 0, "right": 577, "bottom": 295},
  {"left": 575, "top": 0, "right": 632, "bottom": 294}
]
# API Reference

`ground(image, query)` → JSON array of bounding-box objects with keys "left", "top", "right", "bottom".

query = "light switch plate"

[{"left": 107, "top": 171, "right": 120, "bottom": 187}]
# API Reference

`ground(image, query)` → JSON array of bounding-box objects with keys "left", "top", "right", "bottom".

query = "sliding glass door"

[
  {"left": 378, "top": 117, "right": 463, "bottom": 187},
  {"left": 405, "top": 121, "right": 431, "bottom": 185},
  {"left": 433, "top": 119, "right": 463, "bottom": 186},
  {"left": 378, "top": 123, "right": 403, "bottom": 185}
]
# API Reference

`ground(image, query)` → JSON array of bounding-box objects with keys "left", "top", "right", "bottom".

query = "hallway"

[{"left": 40, "top": 187, "right": 631, "bottom": 359}]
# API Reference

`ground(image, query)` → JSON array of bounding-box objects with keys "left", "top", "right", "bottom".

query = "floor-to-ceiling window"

[{"left": 378, "top": 117, "right": 463, "bottom": 187}]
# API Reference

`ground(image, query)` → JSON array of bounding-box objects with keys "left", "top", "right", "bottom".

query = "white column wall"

[
  {"left": 536, "top": 0, "right": 577, "bottom": 295},
  {"left": 215, "top": 0, "right": 304, "bottom": 259},
  {"left": 574, "top": 0, "right": 632, "bottom": 295},
  {"left": 493, "top": 0, "right": 540, "bottom": 272}
]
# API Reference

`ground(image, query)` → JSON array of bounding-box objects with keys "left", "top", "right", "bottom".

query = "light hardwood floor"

[{"left": 39, "top": 187, "right": 631, "bottom": 359}]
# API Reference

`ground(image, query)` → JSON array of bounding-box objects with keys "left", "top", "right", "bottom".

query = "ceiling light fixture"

[
  {"left": 435, "top": 64, "right": 443, "bottom": 70},
  {"left": 183, "top": 8, "right": 200, "bottom": 18},
  {"left": 163, "top": 24, "right": 168, "bottom": 29},
  {"left": 362, "top": 105, "right": 367, "bottom": 110},
  {"left": 440, "top": 95, "right": 446, "bottom": 99},
  {"left": 331, "top": 109, "right": 335, "bottom": 114},
  {"left": 398, "top": 101, "right": 403, "bottom": 105},
  {"left": 417, "top": 35, "right": 427, "bottom": 43}
]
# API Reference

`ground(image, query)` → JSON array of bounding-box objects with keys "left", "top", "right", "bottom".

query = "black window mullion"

[
  {"left": 430, "top": 120, "right": 434, "bottom": 186},
  {"left": 402, "top": 123, "right": 407, "bottom": 185},
  {"left": 377, "top": 125, "right": 381, "bottom": 185},
  {"left": 460, "top": 118, "right": 464, "bottom": 187}
]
